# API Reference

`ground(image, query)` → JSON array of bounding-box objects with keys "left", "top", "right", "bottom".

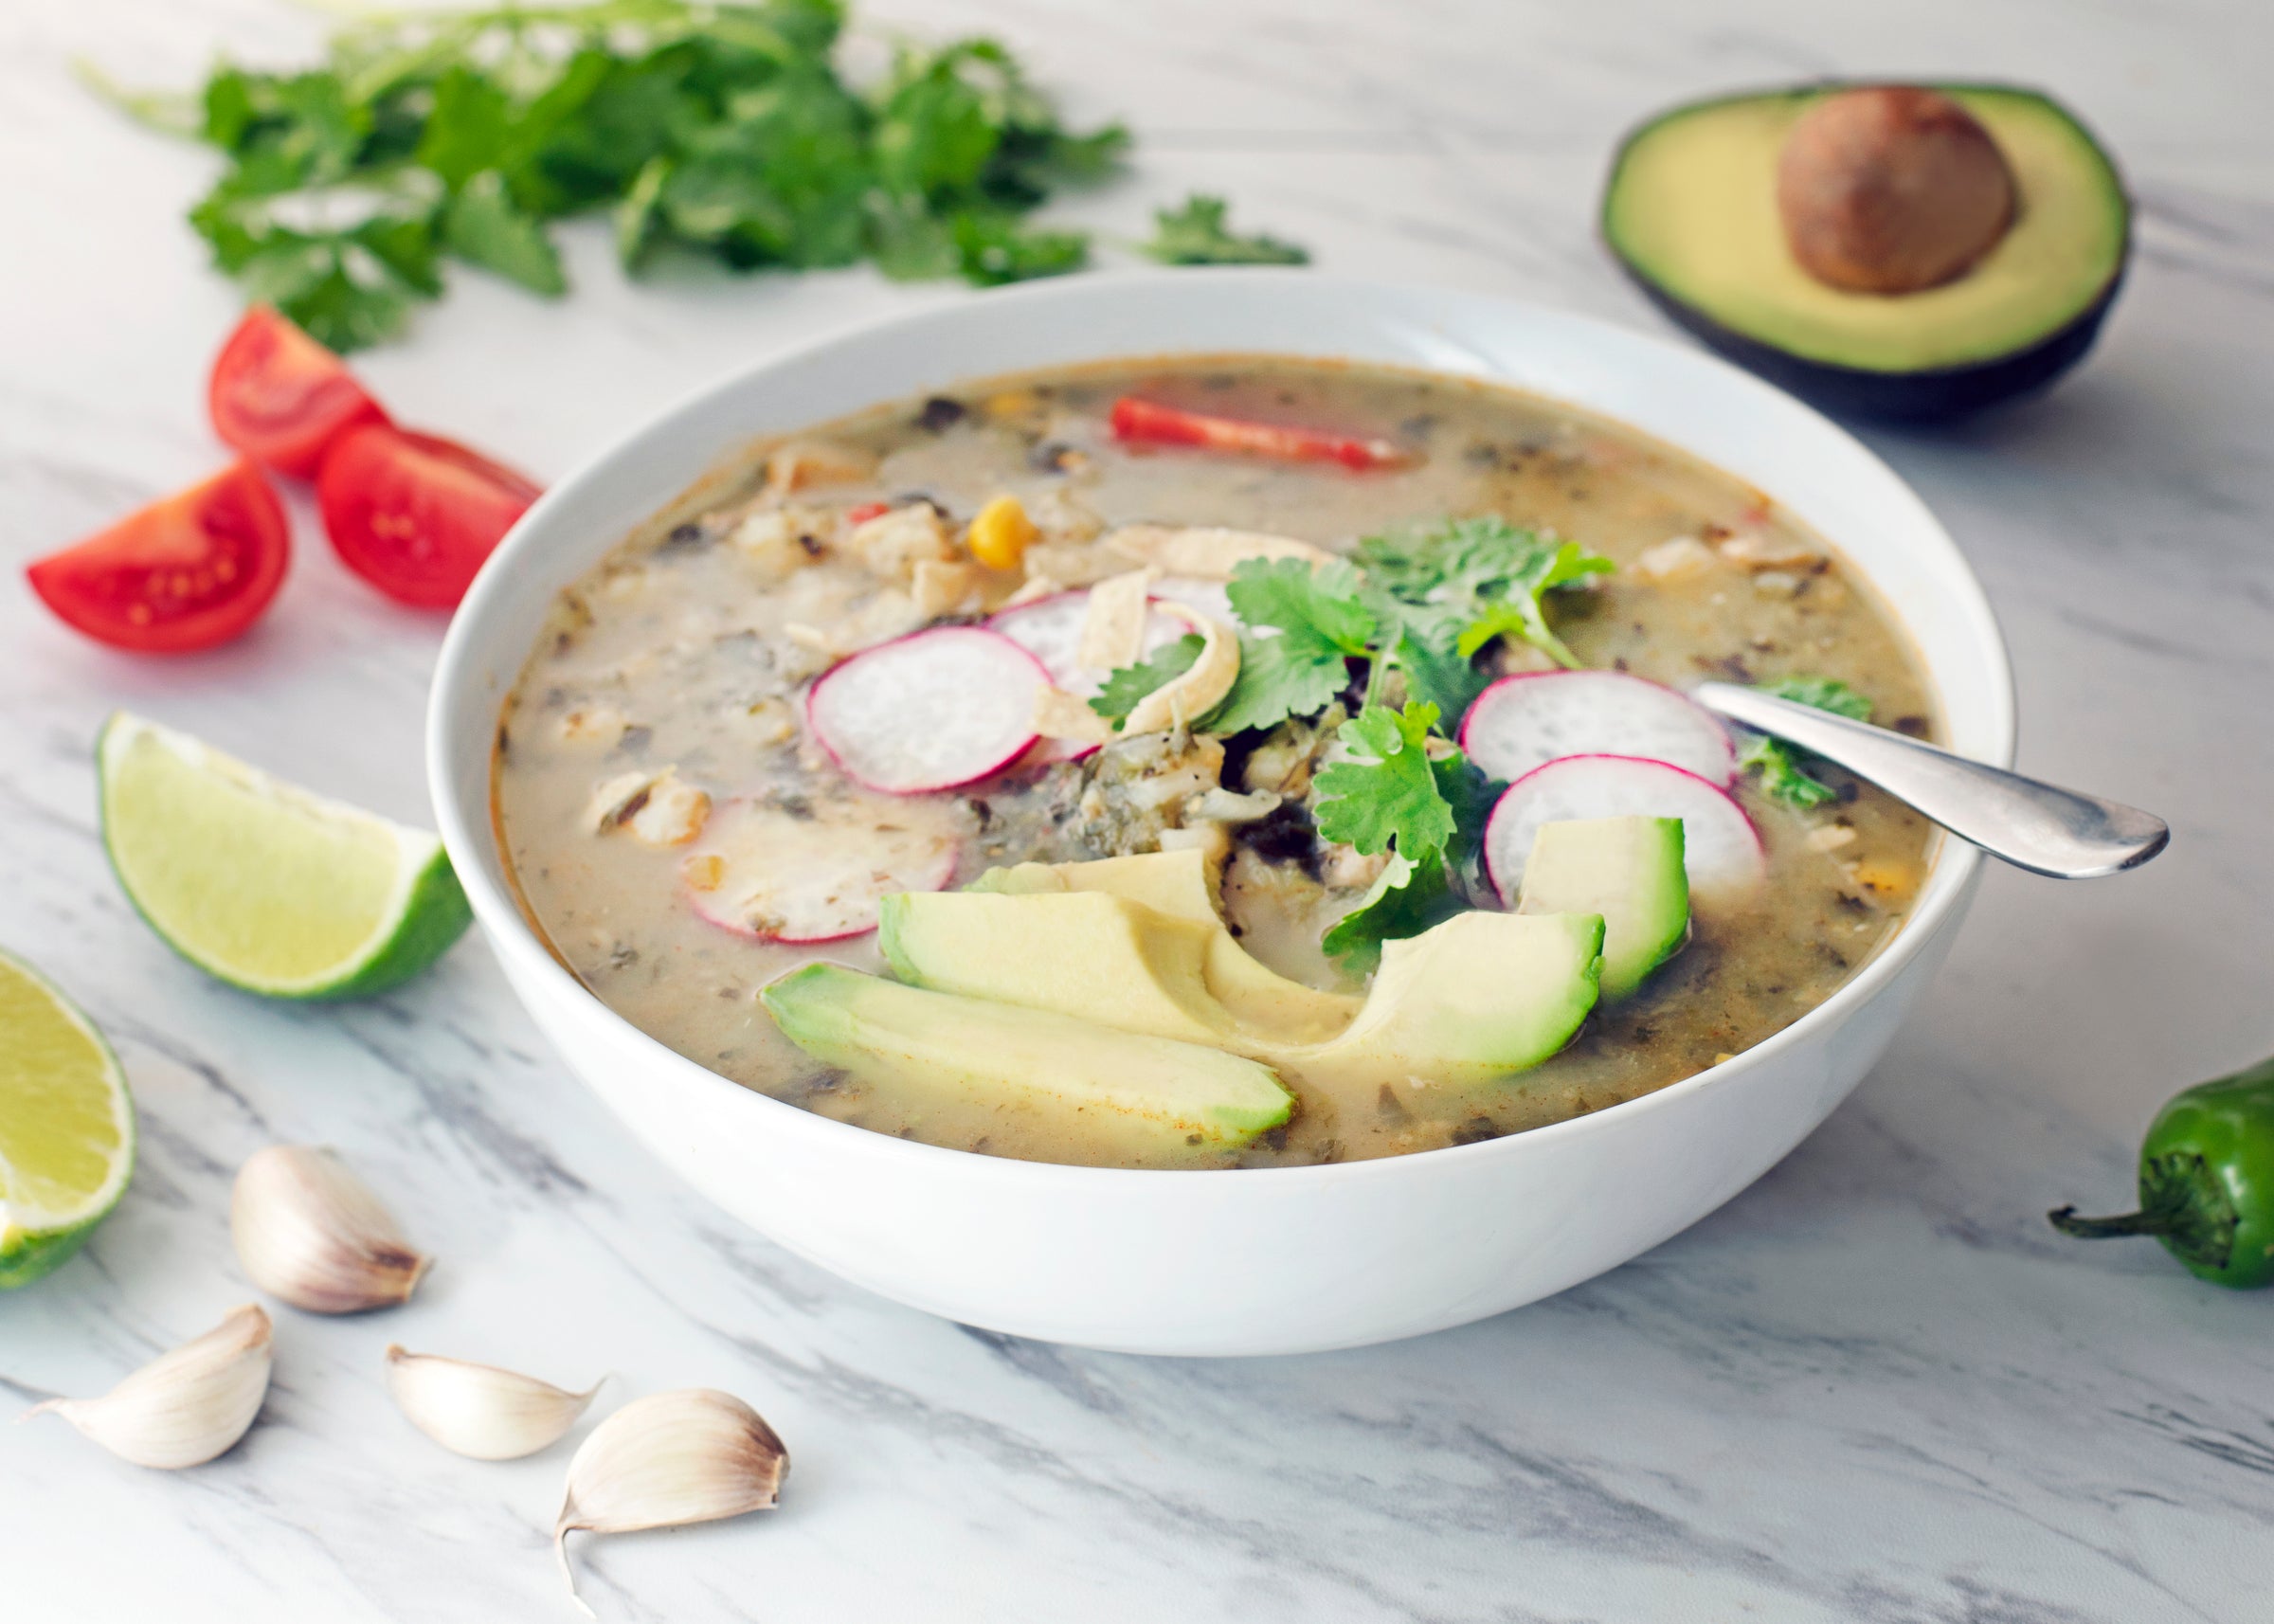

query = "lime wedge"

[
  {"left": 98, "top": 713, "right": 472, "bottom": 1000},
  {"left": 0, "top": 949, "right": 135, "bottom": 1289}
]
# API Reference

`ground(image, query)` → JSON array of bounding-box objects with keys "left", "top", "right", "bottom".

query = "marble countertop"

[{"left": 6, "top": 0, "right": 2273, "bottom": 1618}]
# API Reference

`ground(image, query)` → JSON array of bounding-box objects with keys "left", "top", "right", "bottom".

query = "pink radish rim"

[
  {"left": 804, "top": 625, "right": 1053, "bottom": 796},
  {"left": 1457, "top": 669, "right": 1737, "bottom": 785},
  {"left": 1479, "top": 751, "right": 1763, "bottom": 904}
]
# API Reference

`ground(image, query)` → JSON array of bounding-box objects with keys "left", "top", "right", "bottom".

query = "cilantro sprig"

[
  {"left": 1737, "top": 676, "right": 1873, "bottom": 809},
  {"left": 90, "top": 0, "right": 1190, "bottom": 351},
  {"left": 1309, "top": 700, "right": 1503, "bottom": 966},
  {"left": 1357, "top": 516, "right": 1612, "bottom": 671},
  {"left": 1141, "top": 194, "right": 1308, "bottom": 266}
]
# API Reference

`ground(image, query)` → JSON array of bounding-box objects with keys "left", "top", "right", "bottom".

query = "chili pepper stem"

[{"left": 2047, "top": 1204, "right": 2177, "bottom": 1240}]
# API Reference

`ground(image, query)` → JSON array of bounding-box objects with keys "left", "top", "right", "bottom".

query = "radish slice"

[
  {"left": 988, "top": 590, "right": 1182, "bottom": 764},
  {"left": 688, "top": 799, "right": 958, "bottom": 943},
  {"left": 808, "top": 626, "right": 1049, "bottom": 794},
  {"left": 1485, "top": 754, "right": 1764, "bottom": 910},
  {"left": 1459, "top": 671, "right": 1735, "bottom": 786}
]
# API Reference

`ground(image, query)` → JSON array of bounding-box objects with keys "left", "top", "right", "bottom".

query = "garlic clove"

[
  {"left": 19, "top": 1304, "right": 273, "bottom": 1470},
  {"left": 553, "top": 1388, "right": 788, "bottom": 1615},
  {"left": 231, "top": 1144, "right": 428, "bottom": 1314},
  {"left": 385, "top": 1345, "right": 603, "bottom": 1461}
]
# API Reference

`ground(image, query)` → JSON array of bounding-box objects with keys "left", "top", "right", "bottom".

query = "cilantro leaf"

[
  {"left": 951, "top": 210, "right": 1090, "bottom": 284},
  {"left": 1737, "top": 676, "right": 1873, "bottom": 808},
  {"left": 1090, "top": 635, "right": 1203, "bottom": 725},
  {"left": 1203, "top": 631, "right": 1356, "bottom": 736},
  {"left": 1200, "top": 558, "right": 1374, "bottom": 735},
  {"left": 1430, "top": 748, "right": 1503, "bottom": 879},
  {"left": 1358, "top": 517, "right": 1612, "bottom": 669},
  {"left": 1313, "top": 702, "right": 1455, "bottom": 858},
  {"left": 1320, "top": 850, "right": 1458, "bottom": 969},
  {"left": 1226, "top": 557, "right": 1374, "bottom": 653},
  {"left": 1452, "top": 538, "right": 1615, "bottom": 667},
  {"left": 442, "top": 171, "right": 566, "bottom": 294},
  {"left": 1385, "top": 622, "right": 1492, "bottom": 733},
  {"left": 1142, "top": 193, "right": 1308, "bottom": 265},
  {"left": 1760, "top": 675, "right": 1871, "bottom": 720}
]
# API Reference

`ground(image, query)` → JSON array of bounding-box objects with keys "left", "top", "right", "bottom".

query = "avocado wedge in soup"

[{"left": 494, "top": 357, "right": 1936, "bottom": 1169}]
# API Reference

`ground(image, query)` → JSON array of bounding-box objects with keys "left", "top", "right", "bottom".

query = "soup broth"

[{"left": 496, "top": 358, "right": 1936, "bottom": 1169}]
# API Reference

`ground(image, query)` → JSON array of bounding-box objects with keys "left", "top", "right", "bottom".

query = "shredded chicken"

[
  {"left": 732, "top": 505, "right": 839, "bottom": 580},
  {"left": 587, "top": 767, "right": 712, "bottom": 847},
  {"left": 846, "top": 504, "right": 957, "bottom": 585},
  {"left": 911, "top": 558, "right": 984, "bottom": 618},
  {"left": 556, "top": 704, "right": 627, "bottom": 747},
  {"left": 1633, "top": 535, "right": 1719, "bottom": 582},
  {"left": 1718, "top": 531, "right": 1825, "bottom": 570}
]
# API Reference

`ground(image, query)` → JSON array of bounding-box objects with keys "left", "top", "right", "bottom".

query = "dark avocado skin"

[
  {"left": 1620, "top": 263, "right": 2126, "bottom": 422},
  {"left": 1600, "top": 81, "right": 2132, "bottom": 423}
]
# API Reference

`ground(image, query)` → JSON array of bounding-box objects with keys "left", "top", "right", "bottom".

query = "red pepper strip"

[
  {"left": 1109, "top": 396, "right": 1404, "bottom": 471},
  {"left": 843, "top": 501, "right": 892, "bottom": 525}
]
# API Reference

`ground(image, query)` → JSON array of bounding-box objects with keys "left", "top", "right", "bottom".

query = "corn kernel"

[
  {"left": 982, "top": 389, "right": 1042, "bottom": 421},
  {"left": 1851, "top": 858, "right": 1913, "bottom": 897},
  {"left": 967, "top": 495, "right": 1039, "bottom": 570}
]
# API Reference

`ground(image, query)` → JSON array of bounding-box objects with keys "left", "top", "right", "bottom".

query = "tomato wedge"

[
  {"left": 1109, "top": 396, "right": 1405, "bottom": 471},
  {"left": 26, "top": 461, "right": 290, "bottom": 654},
  {"left": 208, "top": 305, "right": 390, "bottom": 479},
  {"left": 317, "top": 425, "right": 541, "bottom": 609}
]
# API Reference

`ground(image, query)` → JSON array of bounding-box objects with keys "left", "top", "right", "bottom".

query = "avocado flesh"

[
  {"left": 1515, "top": 817, "right": 1688, "bottom": 999},
  {"left": 882, "top": 889, "right": 1236, "bottom": 1048},
  {"left": 892, "top": 889, "right": 1603, "bottom": 1086},
  {"left": 967, "top": 849, "right": 1359, "bottom": 1041},
  {"left": 1603, "top": 85, "right": 2127, "bottom": 383},
  {"left": 761, "top": 963, "right": 1294, "bottom": 1153},
  {"left": 1292, "top": 911, "right": 1605, "bottom": 1087}
]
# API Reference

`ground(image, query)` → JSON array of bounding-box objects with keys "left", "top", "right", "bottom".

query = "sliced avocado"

[
  {"left": 761, "top": 963, "right": 1294, "bottom": 1154},
  {"left": 1602, "top": 83, "right": 2129, "bottom": 419},
  {"left": 968, "top": 848, "right": 1359, "bottom": 1041},
  {"left": 881, "top": 889, "right": 1234, "bottom": 1047},
  {"left": 1515, "top": 817, "right": 1688, "bottom": 999},
  {"left": 1295, "top": 911, "right": 1604, "bottom": 1087}
]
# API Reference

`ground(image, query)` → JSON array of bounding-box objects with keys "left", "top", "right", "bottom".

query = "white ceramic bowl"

[{"left": 428, "top": 272, "right": 2012, "bottom": 1357}]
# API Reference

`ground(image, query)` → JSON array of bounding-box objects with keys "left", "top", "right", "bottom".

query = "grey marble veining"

[{"left": 5, "top": 0, "right": 2273, "bottom": 1619}]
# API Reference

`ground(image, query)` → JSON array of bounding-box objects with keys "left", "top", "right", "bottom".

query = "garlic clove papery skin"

[
  {"left": 553, "top": 1388, "right": 788, "bottom": 1615},
  {"left": 232, "top": 1144, "right": 428, "bottom": 1313},
  {"left": 385, "top": 1345, "right": 602, "bottom": 1460},
  {"left": 19, "top": 1304, "right": 273, "bottom": 1470}
]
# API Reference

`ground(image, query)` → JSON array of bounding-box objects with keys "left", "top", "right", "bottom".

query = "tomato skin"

[
  {"left": 318, "top": 425, "right": 542, "bottom": 609},
  {"left": 26, "top": 462, "right": 290, "bottom": 654},
  {"left": 208, "top": 306, "right": 390, "bottom": 479},
  {"left": 1108, "top": 396, "right": 1405, "bottom": 471}
]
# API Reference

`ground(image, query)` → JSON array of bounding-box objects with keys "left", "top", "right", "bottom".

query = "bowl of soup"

[{"left": 427, "top": 271, "right": 2011, "bottom": 1355}]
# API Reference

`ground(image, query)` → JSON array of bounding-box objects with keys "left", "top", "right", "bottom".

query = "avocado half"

[{"left": 1601, "top": 83, "right": 2130, "bottom": 421}]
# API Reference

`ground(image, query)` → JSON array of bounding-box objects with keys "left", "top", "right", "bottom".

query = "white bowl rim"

[{"left": 427, "top": 268, "right": 2014, "bottom": 1192}]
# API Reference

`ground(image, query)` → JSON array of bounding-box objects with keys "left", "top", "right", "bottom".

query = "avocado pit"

[{"left": 1776, "top": 85, "right": 2017, "bottom": 295}]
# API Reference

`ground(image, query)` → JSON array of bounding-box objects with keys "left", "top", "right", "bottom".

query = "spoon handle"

[{"left": 1691, "top": 682, "right": 2169, "bottom": 879}]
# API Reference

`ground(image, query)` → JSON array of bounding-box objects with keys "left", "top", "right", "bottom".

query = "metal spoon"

[{"left": 1691, "top": 682, "right": 2169, "bottom": 879}]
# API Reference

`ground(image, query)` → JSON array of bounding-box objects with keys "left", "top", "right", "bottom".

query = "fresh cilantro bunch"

[
  {"left": 1738, "top": 676, "right": 1872, "bottom": 809},
  {"left": 95, "top": 0, "right": 1137, "bottom": 350},
  {"left": 1141, "top": 195, "right": 1308, "bottom": 265}
]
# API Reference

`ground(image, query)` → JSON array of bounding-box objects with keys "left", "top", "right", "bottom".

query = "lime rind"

[
  {"left": 0, "top": 948, "right": 135, "bottom": 1290},
  {"left": 97, "top": 713, "right": 473, "bottom": 1001}
]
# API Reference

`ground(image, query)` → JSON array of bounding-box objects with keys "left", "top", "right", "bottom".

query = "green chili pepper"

[{"left": 2049, "top": 1056, "right": 2274, "bottom": 1288}]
